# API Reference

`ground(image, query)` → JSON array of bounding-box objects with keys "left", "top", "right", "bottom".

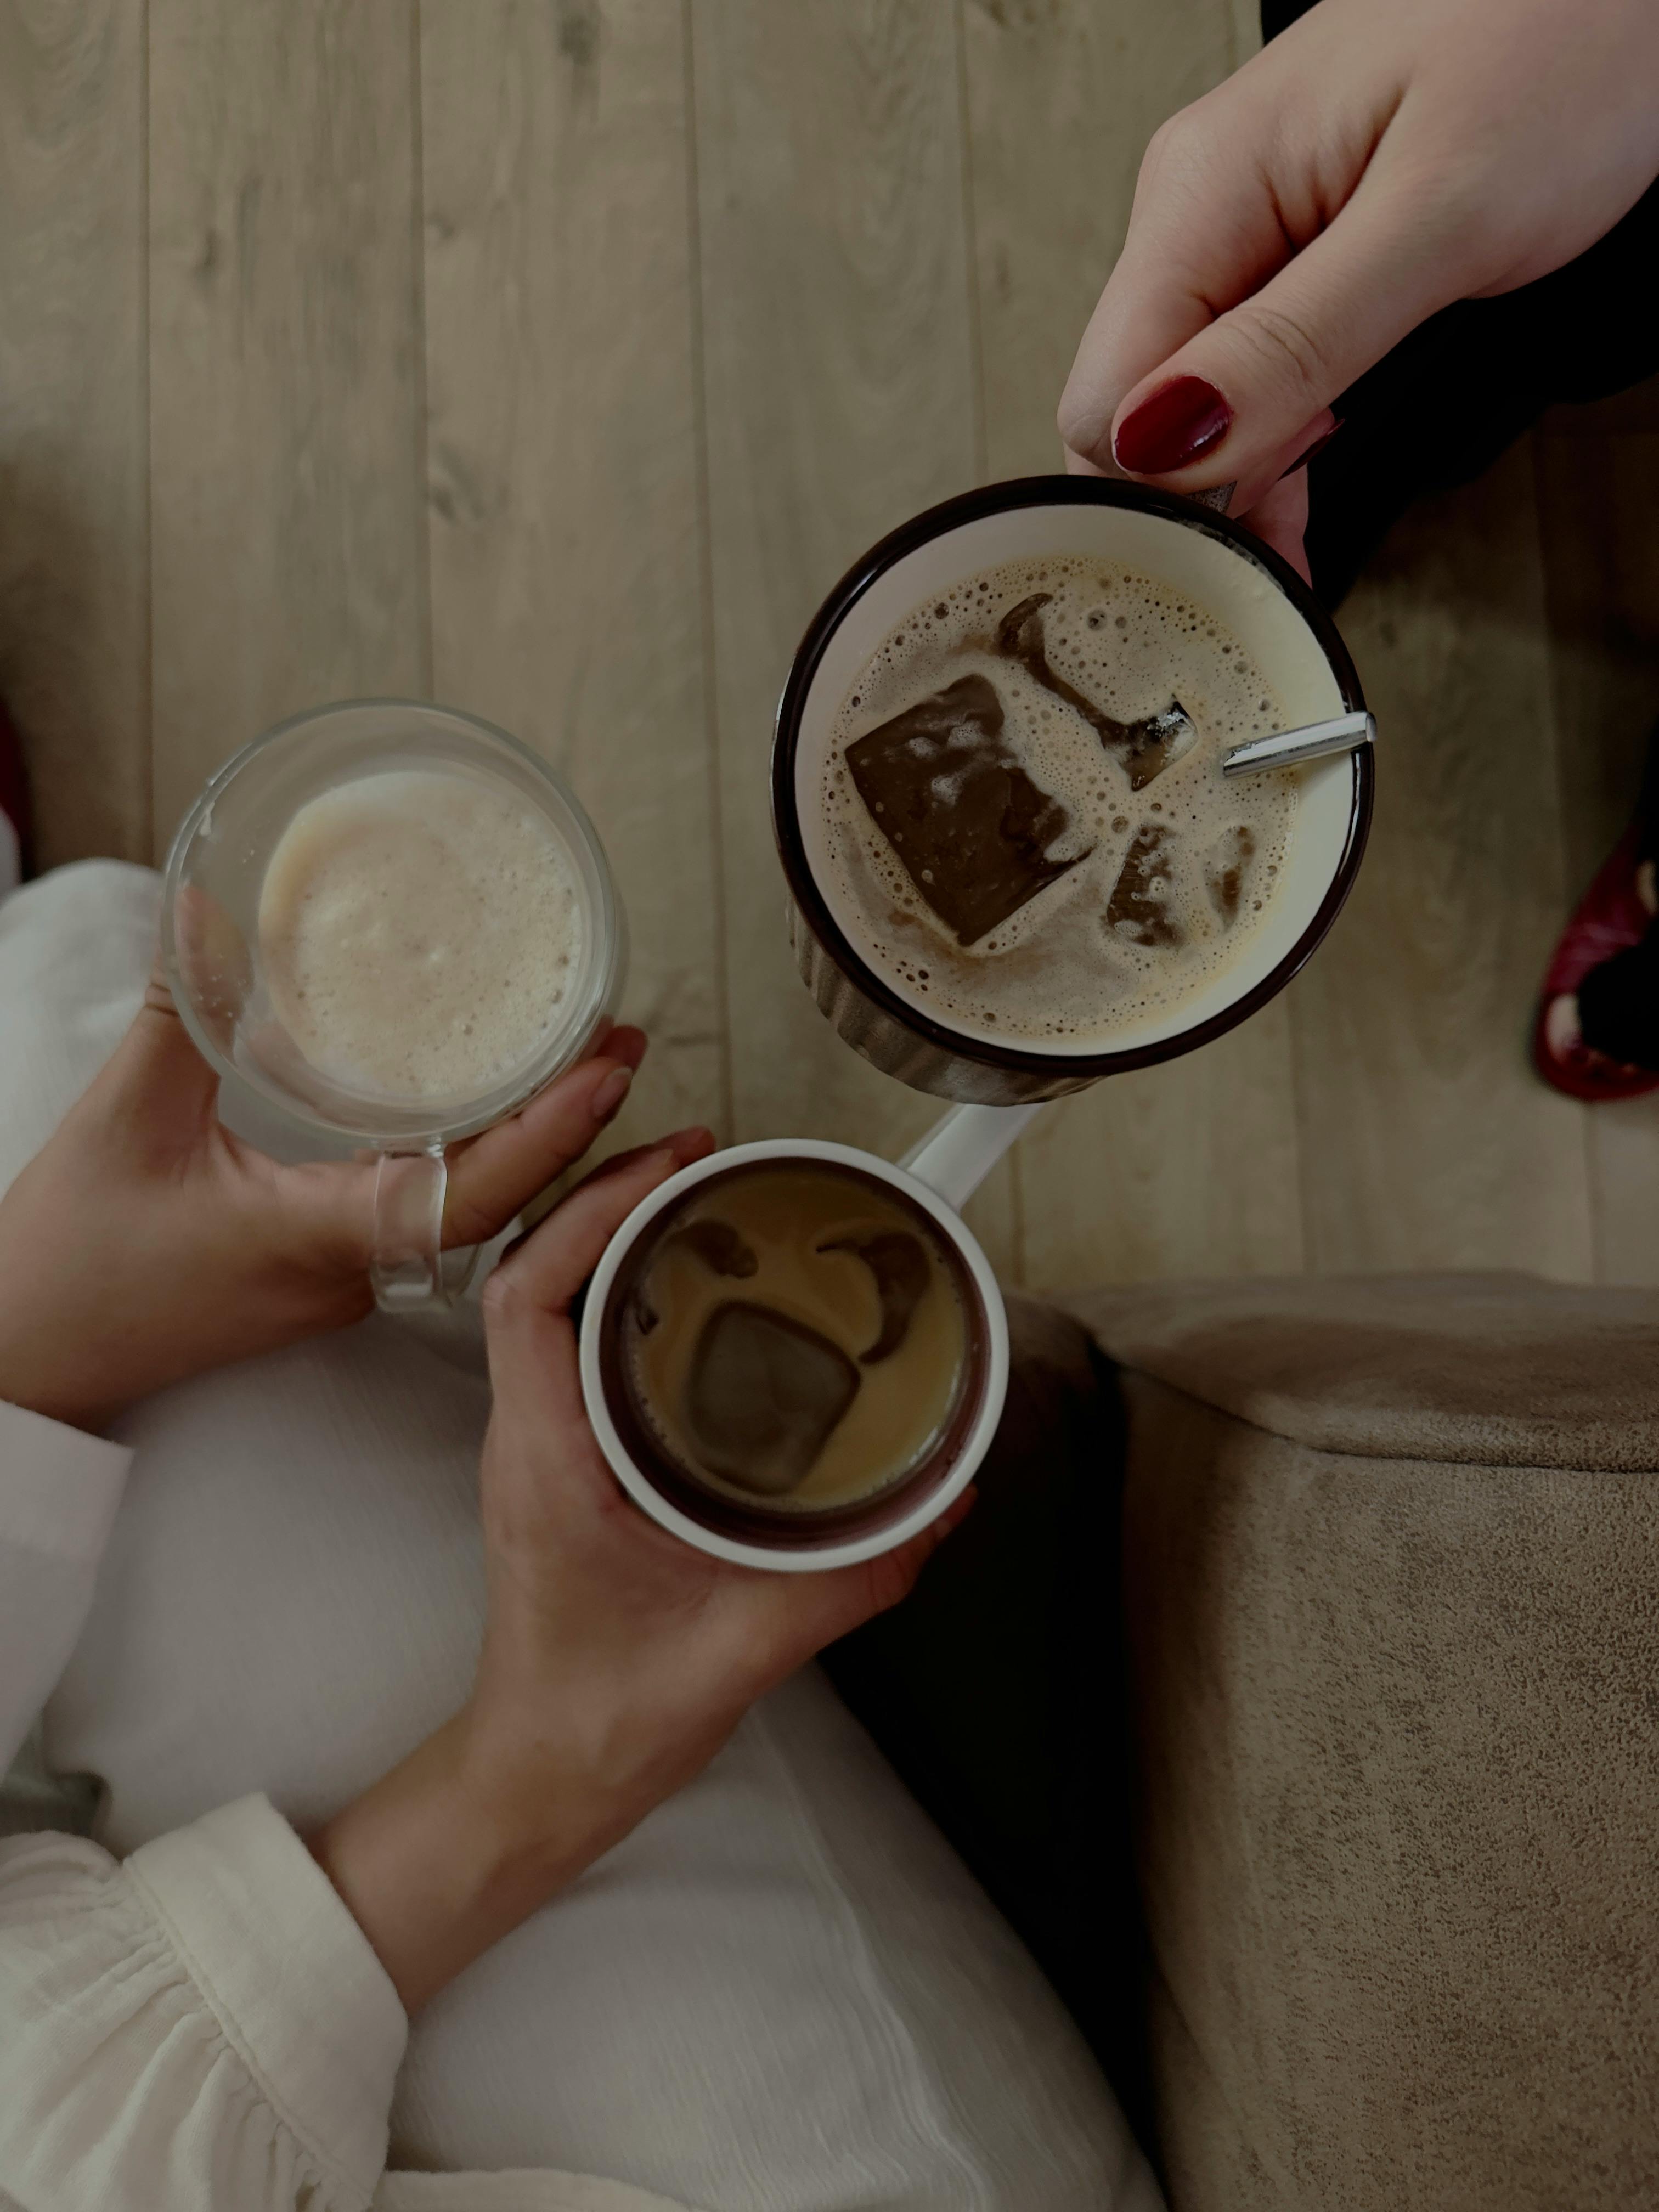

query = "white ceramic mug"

[{"left": 578, "top": 1101, "right": 1034, "bottom": 1573}]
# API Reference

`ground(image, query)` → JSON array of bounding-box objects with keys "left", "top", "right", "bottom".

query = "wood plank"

[
  {"left": 1291, "top": 441, "right": 1594, "bottom": 1278},
  {"left": 963, "top": 0, "right": 1301, "bottom": 1290},
  {"left": 962, "top": 0, "right": 1244, "bottom": 481},
  {"left": 0, "top": 0, "right": 149, "bottom": 866},
  {"left": 1019, "top": 1004, "right": 1303, "bottom": 1291},
  {"left": 419, "top": 0, "right": 721, "bottom": 1167},
  {"left": 1534, "top": 425, "right": 1659, "bottom": 1284},
  {"left": 692, "top": 0, "right": 1019, "bottom": 1272},
  {"left": 148, "top": 0, "right": 425, "bottom": 850},
  {"left": 1533, "top": 431, "right": 1659, "bottom": 891},
  {"left": 1227, "top": 0, "right": 1263, "bottom": 63},
  {"left": 1536, "top": 377, "right": 1659, "bottom": 441}
]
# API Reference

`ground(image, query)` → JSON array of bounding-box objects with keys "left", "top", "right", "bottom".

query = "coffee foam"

[
  {"left": 820, "top": 554, "right": 1296, "bottom": 1046},
  {"left": 257, "top": 765, "right": 586, "bottom": 1104}
]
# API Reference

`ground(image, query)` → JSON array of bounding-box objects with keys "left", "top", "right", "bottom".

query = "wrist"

[
  {"left": 307, "top": 1706, "right": 633, "bottom": 2015},
  {"left": 0, "top": 1324, "right": 115, "bottom": 1435}
]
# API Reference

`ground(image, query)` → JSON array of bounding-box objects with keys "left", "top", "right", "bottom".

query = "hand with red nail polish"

[{"left": 1059, "top": 0, "right": 1659, "bottom": 573}]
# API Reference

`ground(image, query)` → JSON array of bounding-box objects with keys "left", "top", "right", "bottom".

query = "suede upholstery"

[{"left": 1065, "top": 1272, "right": 1659, "bottom": 2211}]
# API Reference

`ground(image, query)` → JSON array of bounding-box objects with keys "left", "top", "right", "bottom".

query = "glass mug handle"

[{"left": 369, "top": 1144, "right": 481, "bottom": 1311}]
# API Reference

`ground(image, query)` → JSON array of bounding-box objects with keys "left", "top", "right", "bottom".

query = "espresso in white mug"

[{"left": 614, "top": 1160, "right": 970, "bottom": 1512}]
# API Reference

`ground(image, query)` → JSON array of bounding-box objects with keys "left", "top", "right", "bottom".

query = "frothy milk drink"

[{"left": 257, "top": 766, "right": 586, "bottom": 1106}]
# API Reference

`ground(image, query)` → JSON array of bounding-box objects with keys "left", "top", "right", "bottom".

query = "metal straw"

[{"left": 1221, "top": 710, "right": 1375, "bottom": 779}]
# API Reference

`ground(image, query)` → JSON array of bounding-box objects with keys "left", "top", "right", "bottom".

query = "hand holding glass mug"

[
  {"left": 163, "top": 700, "right": 630, "bottom": 1311},
  {"left": 0, "top": 960, "right": 694, "bottom": 1432},
  {"left": 0, "top": 702, "right": 689, "bottom": 1429}
]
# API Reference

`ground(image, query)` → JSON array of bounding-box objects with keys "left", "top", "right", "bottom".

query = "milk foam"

[
  {"left": 257, "top": 766, "right": 585, "bottom": 1104},
  {"left": 821, "top": 555, "right": 1297, "bottom": 1045}
]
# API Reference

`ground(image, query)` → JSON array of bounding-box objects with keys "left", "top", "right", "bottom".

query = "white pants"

[{"left": 0, "top": 861, "right": 1158, "bottom": 2212}]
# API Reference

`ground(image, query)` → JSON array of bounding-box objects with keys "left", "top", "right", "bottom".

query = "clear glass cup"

[{"left": 162, "top": 698, "right": 627, "bottom": 1310}]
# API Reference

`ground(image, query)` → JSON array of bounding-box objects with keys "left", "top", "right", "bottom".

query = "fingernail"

[
  {"left": 1279, "top": 418, "right": 1343, "bottom": 479},
  {"left": 592, "top": 1064, "right": 633, "bottom": 1118},
  {"left": 1113, "top": 375, "right": 1232, "bottom": 475}
]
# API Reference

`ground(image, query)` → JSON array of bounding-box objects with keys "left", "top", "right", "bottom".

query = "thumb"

[{"left": 1104, "top": 163, "right": 1473, "bottom": 497}]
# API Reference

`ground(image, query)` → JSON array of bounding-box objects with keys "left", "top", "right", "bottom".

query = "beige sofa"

[{"left": 826, "top": 1272, "right": 1659, "bottom": 2210}]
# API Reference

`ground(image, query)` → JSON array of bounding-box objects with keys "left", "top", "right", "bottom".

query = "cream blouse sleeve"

[
  {"left": 1, "top": 1401, "right": 408, "bottom": 2211},
  {"left": 0, "top": 1793, "right": 408, "bottom": 2212}
]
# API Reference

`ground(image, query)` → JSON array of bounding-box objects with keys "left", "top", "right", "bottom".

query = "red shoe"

[
  {"left": 0, "top": 698, "right": 32, "bottom": 890},
  {"left": 1532, "top": 826, "right": 1659, "bottom": 1101}
]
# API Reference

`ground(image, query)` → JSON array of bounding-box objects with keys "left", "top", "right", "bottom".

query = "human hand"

[
  {"left": 1057, "top": 0, "right": 1659, "bottom": 575},
  {"left": 0, "top": 961, "right": 653, "bottom": 1432},
  {"left": 310, "top": 1138, "right": 972, "bottom": 2012}
]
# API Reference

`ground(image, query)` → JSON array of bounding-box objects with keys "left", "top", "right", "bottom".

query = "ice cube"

[
  {"left": 1107, "top": 823, "right": 1183, "bottom": 947},
  {"left": 684, "top": 1300, "right": 862, "bottom": 1496},
  {"left": 1203, "top": 824, "right": 1256, "bottom": 923},
  {"left": 995, "top": 592, "right": 1195, "bottom": 790},
  {"left": 845, "top": 675, "right": 1084, "bottom": 946}
]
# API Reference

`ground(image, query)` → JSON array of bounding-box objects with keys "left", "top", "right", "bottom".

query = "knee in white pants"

[{"left": 0, "top": 860, "right": 161, "bottom": 1194}]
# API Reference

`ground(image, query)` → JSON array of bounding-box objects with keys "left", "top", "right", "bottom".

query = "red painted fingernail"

[
  {"left": 1279, "top": 419, "right": 1344, "bottom": 480},
  {"left": 1113, "top": 375, "right": 1233, "bottom": 475}
]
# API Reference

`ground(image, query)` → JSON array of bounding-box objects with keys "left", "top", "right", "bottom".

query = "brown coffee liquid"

[
  {"left": 820, "top": 554, "right": 1297, "bottom": 1045},
  {"left": 619, "top": 1165, "right": 968, "bottom": 1511}
]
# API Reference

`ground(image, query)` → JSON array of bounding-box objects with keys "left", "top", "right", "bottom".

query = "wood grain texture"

[
  {"left": 419, "top": 0, "right": 721, "bottom": 1166},
  {"left": 962, "top": 0, "right": 1243, "bottom": 478},
  {"left": 963, "top": 0, "right": 1302, "bottom": 1288},
  {"left": 10, "top": 0, "right": 1637, "bottom": 1299},
  {"left": 148, "top": 0, "right": 425, "bottom": 848},
  {"left": 1291, "top": 442, "right": 1594, "bottom": 1278},
  {"left": 1227, "top": 0, "right": 1262, "bottom": 63},
  {"left": 691, "top": 0, "right": 1018, "bottom": 1271},
  {"left": 1534, "top": 410, "right": 1659, "bottom": 1284},
  {"left": 0, "top": 0, "right": 149, "bottom": 865},
  {"left": 1019, "top": 1005, "right": 1304, "bottom": 1290}
]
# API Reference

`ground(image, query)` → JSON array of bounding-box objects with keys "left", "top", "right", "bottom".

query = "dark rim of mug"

[
  {"left": 595, "top": 1158, "right": 993, "bottom": 1552},
  {"left": 770, "top": 474, "right": 1373, "bottom": 1081}
]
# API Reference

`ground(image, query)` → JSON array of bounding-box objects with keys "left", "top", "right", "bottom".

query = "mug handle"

[
  {"left": 900, "top": 1102, "right": 1046, "bottom": 1212},
  {"left": 369, "top": 1144, "right": 481, "bottom": 1311}
]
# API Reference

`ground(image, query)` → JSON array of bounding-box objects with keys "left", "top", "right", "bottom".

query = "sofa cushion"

[
  {"left": 1064, "top": 1272, "right": 1659, "bottom": 2211},
  {"left": 1064, "top": 1271, "right": 1659, "bottom": 1471}
]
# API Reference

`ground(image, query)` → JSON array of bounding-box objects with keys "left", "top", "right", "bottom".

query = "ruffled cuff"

[{"left": 128, "top": 1794, "right": 409, "bottom": 2203}]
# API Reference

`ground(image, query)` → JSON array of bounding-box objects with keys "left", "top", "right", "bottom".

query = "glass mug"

[
  {"left": 771, "top": 475, "right": 1374, "bottom": 1104},
  {"left": 578, "top": 1102, "right": 1027, "bottom": 1574},
  {"left": 162, "top": 698, "right": 626, "bottom": 1310}
]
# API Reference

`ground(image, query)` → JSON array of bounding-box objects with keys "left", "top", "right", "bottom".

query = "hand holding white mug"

[
  {"left": 1058, "top": 0, "right": 1659, "bottom": 572},
  {"left": 310, "top": 1143, "right": 973, "bottom": 2013}
]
